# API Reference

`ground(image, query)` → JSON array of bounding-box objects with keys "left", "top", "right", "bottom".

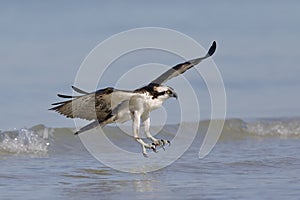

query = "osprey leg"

[
  {"left": 131, "top": 110, "right": 156, "bottom": 157},
  {"left": 142, "top": 116, "right": 170, "bottom": 150}
]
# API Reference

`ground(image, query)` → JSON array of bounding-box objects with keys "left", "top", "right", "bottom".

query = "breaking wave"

[
  {"left": 1, "top": 117, "right": 299, "bottom": 155},
  {"left": 0, "top": 125, "right": 51, "bottom": 154},
  {"left": 221, "top": 117, "right": 300, "bottom": 138},
  {"left": 244, "top": 118, "right": 300, "bottom": 137}
]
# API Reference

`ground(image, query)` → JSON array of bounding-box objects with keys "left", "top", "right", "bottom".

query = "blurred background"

[{"left": 1, "top": 1, "right": 299, "bottom": 129}]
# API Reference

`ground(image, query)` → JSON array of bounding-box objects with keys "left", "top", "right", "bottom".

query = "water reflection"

[{"left": 60, "top": 167, "right": 163, "bottom": 199}]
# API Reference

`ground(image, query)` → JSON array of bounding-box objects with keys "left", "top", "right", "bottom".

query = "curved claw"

[
  {"left": 151, "top": 144, "right": 158, "bottom": 153},
  {"left": 151, "top": 139, "right": 171, "bottom": 151},
  {"left": 162, "top": 139, "right": 171, "bottom": 146},
  {"left": 167, "top": 140, "right": 171, "bottom": 146},
  {"left": 160, "top": 139, "right": 170, "bottom": 151}
]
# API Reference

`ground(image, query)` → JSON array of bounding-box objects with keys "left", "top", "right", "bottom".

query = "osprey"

[{"left": 50, "top": 41, "right": 216, "bottom": 157}]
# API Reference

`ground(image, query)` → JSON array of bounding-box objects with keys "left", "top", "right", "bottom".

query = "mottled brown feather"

[{"left": 49, "top": 87, "right": 135, "bottom": 121}]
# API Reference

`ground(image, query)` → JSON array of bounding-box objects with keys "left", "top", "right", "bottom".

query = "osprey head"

[{"left": 152, "top": 85, "right": 178, "bottom": 100}]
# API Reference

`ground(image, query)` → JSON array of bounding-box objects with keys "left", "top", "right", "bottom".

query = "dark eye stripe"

[
  {"left": 152, "top": 90, "right": 172, "bottom": 99},
  {"left": 158, "top": 91, "right": 166, "bottom": 96},
  {"left": 160, "top": 90, "right": 172, "bottom": 95}
]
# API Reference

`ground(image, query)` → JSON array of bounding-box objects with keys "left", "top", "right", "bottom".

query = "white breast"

[
  {"left": 112, "top": 93, "right": 165, "bottom": 124},
  {"left": 146, "top": 97, "right": 164, "bottom": 111}
]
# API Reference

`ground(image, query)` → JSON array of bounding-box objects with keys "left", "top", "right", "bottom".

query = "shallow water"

[{"left": 1, "top": 118, "right": 300, "bottom": 200}]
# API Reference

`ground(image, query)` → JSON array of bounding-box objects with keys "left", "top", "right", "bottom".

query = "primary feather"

[{"left": 49, "top": 87, "right": 135, "bottom": 121}]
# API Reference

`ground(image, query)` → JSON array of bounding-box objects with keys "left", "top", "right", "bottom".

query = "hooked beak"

[{"left": 172, "top": 92, "right": 178, "bottom": 99}]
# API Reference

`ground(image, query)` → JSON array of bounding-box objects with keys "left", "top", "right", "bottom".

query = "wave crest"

[
  {"left": 0, "top": 126, "right": 51, "bottom": 154},
  {"left": 244, "top": 118, "right": 300, "bottom": 137},
  {"left": 1, "top": 117, "right": 299, "bottom": 155}
]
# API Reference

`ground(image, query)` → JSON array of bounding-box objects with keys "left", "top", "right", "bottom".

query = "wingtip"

[
  {"left": 207, "top": 41, "right": 217, "bottom": 57},
  {"left": 71, "top": 85, "right": 76, "bottom": 90},
  {"left": 72, "top": 85, "right": 89, "bottom": 95},
  {"left": 57, "top": 94, "right": 70, "bottom": 98}
]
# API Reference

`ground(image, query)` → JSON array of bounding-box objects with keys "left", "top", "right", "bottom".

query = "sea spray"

[
  {"left": 1, "top": 118, "right": 300, "bottom": 155},
  {"left": 0, "top": 126, "right": 51, "bottom": 154}
]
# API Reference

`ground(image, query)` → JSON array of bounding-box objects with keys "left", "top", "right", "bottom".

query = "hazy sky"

[{"left": 1, "top": 1, "right": 300, "bottom": 129}]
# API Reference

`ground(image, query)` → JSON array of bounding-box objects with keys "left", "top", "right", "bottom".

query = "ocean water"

[
  {"left": 1, "top": 118, "right": 300, "bottom": 200},
  {"left": 1, "top": 1, "right": 300, "bottom": 200}
]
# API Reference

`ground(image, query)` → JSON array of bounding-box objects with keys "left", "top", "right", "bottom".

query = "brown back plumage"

[{"left": 49, "top": 87, "right": 134, "bottom": 121}]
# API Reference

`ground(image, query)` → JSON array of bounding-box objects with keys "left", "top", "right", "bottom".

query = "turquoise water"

[{"left": 1, "top": 118, "right": 300, "bottom": 200}]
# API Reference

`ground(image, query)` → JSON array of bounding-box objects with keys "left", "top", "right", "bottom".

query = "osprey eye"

[{"left": 166, "top": 90, "right": 172, "bottom": 94}]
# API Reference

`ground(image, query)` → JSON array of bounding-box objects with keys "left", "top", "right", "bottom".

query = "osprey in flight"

[{"left": 50, "top": 41, "right": 216, "bottom": 157}]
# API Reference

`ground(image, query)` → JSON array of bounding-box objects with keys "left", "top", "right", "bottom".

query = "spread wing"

[
  {"left": 49, "top": 86, "right": 134, "bottom": 121},
  {"left": 149, "top": 41, "right": 216, "bottom": 85}
]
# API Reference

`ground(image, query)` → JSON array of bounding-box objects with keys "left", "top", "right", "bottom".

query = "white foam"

[
  {"left": 0, "top": 128, "right": 50, "bottom": 154},
  {"left": 245, "top": 118, "right": 300, "bottom": 137}
]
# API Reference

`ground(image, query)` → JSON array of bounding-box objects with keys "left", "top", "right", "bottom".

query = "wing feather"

[
  {"left": 149, "top": 41, "right": 216, "bottom": 85},
  {"left": 49, "top": 87, "right": 134, "bottom": 121},
  {"left": 72, "top": 85, "right": 89, "bottom": 94}
]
